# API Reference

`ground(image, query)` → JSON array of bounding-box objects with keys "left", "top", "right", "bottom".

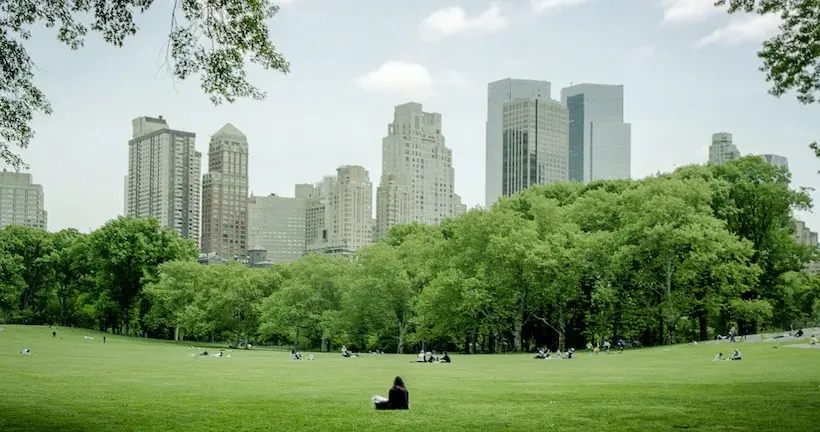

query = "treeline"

[{"left": 1, "top": 157, "right": 819, "bottom": 353}]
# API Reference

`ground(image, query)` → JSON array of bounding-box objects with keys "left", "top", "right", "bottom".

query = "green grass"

[{"left": 0, "top": 326, "right": 818, "bottom": 431}]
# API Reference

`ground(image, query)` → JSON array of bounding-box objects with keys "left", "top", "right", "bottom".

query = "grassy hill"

[{"left": 0, "top": 325, "right": 817, "bottom": 431}]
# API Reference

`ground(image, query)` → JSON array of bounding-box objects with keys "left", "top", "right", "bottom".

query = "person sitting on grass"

[
  {"left": 20, "top": 349, "right": 31, "bottom": 355},
  {"left": 586, "top": 342, "right": 593, "bottom": 355},
  {"left": 616, "top": 339, "right": 626, "bottom": 353},
  {"left": 416, "top": 350, "right": 426, "bottom": 363},
  {"left": 603, "top": 340, "right": 611, "bottom": 353},
  {"left": 810, "top": 335, "right": 817, "bottom": 346},
  {"left": 199, "top": 351, "right": 209, "bottom": 356},
  {"left": 441, "top": 351, "right": 451, "bottom": 363},
  {"left": 731, "top": 350, "right": 742, "bottom": 360},
  {"left": 794, "top": 329, "right": 804, "bottom": 338},
  {"left": 428, "top": 350, "right": 439, "bottom": 363},
  {"left": 308, "top": 354, "right": 315, "bottom": 360},
  {"left": 373, "top": 376, "right": 409, "bottom": 410},
  {"left": 534, "top": 347, "right": 548, "bottom": 359},
  {"left": 291, "top": 350, "right": 302, "bottom": 360},
  {"left": 341, "top": 346, "right": 350, "bottom": 357},
  {"left": 714, "top": 352, "right": 723, "bottom": 361}
]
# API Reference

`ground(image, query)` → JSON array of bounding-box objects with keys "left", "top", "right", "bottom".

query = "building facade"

[
  {"left": 375, "top": 173, "right": 411, "bottom": 239},
  {"left": 759, "top": 154, "right": 789, "bottom": 171},
  {"left": 0, "top": 171, "right": 47, "bottom": 230},
  {"left": 501, "top": 97, "right": 569, "bottom": 196},
  {"left": 561, "top": 84, "right": 631, "bottom": 184},
  {"left": 376, "top": 102, "right": 455, "bottom": 238},
  {"left": 486, "top": 78, "right": 552, "bottom": 207},
  {"left": 795, "top": 220, "right": 820, "bottom": 275},
  {"left": 247, "top": 193, "right": 307, "bottom": 263},
  {"left": 329, "top": 165, "right": 373, "bottom": 255},
  {"left": 200, "top": 123, "right": 249, "bottom": 259},
  {"left": 453, "top": 193, "right": 467, "bottom": 216},
  {"left": 125, "top": 116, "right": 201, "bottom": 242},
  {"left": 708, "top": 132, "right": 740, "bottom": 165}
]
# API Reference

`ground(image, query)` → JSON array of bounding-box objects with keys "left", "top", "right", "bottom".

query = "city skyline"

[{"left": 9, "top": 0, "right": 820, "bottom": 232}]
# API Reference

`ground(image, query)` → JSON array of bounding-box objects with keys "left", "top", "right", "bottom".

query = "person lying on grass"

[
  {"left": 731, "top": 350, "right": 742, "bottom": 361},
  {"left": 373, "top": 376, "right": 409, "bottom": 410}
]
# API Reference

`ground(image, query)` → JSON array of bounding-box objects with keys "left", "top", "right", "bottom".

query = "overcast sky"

[{"left": 13, "top": 0, "right": 820, "bottom": 233}]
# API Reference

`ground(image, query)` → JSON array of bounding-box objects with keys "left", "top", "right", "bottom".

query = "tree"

[
  {"left": 0, "top": 226, "right": 54, "bottom": 322},
  {"left": 717, "top": 0, "right": 820, "bottom": 105},
  {"left": 86, "top": 216, "right": 198, "bottom": 334},
  {"left": 0, "top": 0, "right": 290, "bottom": 168},
  {"left": 144, "top": 260, "right": 207, "bottom": 341},
  {"left": 48, "top": 229, "right": 88, "bottom": 326}
]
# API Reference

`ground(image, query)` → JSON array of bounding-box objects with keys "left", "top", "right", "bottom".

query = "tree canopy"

[
  {"left": 0, "top": 0, "right": 290, "bottom": 168},
  {"left": 717, "top": 0, "right": 820, "bottom": 105},
  {"left": 2, "top": 157, "right": 817, "bottom": 353}
]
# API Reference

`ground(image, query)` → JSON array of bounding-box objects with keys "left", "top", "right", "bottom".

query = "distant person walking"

[
  {"left": 103, "top": 336, "right": 106, "bottom": 344},
  {"left": 52, "top": 331, "right": 56, "bottom": 338},
  {"left": 742, "top": 326, "right": 748, "bottom": 341},
  {"left": 729, "top": 327, "right": 737, "bottom": 343}
]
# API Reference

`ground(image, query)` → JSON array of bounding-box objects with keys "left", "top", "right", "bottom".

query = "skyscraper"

[
  {"left": 375, "top": 102, "right": 455, "bottom": 238},
  {"left": 125, "top": 116, "right": 201, "bottom": 241},
  {"left": 247, "top": 192, "right": 307, "bottom": 263},
  {"left": 560, "top": 84, "right": 631, "bottom": 183},
  {"left": 486, "top": 78, "right": 552, "bottom": 206},
  {"left": 708, "top": 132, "right": 740, "bottom": 165},
  {"left": 200, "top": 123, "right": 249, "bottom": 259},
  {"left": 0, "top": 170, "right": 47, "bottom": 230},
  {"left": 502, "top": 97, "right": 569, "bottom": 196}
]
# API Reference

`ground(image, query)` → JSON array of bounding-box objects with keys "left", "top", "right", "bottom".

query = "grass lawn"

[{"left": 0, "top": 325, "right": 818, "bottom": 432}]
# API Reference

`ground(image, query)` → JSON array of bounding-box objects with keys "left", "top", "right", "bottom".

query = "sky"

[{"left": 12, "top": 0, "right": 820, "bottom": 233}]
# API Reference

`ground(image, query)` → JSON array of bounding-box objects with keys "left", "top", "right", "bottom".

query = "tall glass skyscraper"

[
  {"left": 486, "top": 78, "right": 551, "bottom": 207},
  {"left": 560, "top": 84, "right": 631, "bottom": 183}
]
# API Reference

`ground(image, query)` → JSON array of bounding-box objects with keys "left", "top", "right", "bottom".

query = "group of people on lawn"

[{"left": 416, "top": 350, "right": 451, "bottom": 363}]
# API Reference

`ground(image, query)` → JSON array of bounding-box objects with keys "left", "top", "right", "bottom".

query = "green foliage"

[
  {"left": 0, "top": 0, "right": 290, "bottom": 168},
  {"left": 2, "top": 160, "right": 818, "bottom": 351},
  {"left": 717, "top": 0, "right": 820, "bottom": 105}
]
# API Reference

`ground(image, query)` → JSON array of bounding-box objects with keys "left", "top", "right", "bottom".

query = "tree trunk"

[
  {"left": 557, "top": 314, "right": 566, "bottom": 352},
  {"left": 294, "top": 327, "right": 300, "bottom": 350},
  {"left": 397, "top": 319, "right": 407, "bottom": 354},
  {"left": 321, "top": 337, "right": 328, "bottom": 352},
  {"left": 513, "top": 312, "right": 524, "bottom": 352},
  {"left": 174, "top": 326, "right": 180, "bottom": 342},
  {"left": 698, "top": 313, "right": 708, "bottom": 341}
]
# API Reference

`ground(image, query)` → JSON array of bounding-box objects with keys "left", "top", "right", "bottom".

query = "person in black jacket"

[{"left": 373, "top": 376, "right": 409, "bottom": 410}]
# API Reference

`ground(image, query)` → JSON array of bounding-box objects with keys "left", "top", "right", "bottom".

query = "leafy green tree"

[
  {"left": 144, "top": 260, "right": 207, "bottom": 341},
  {"left": 48, "top": 229, "right": 88, "bottom": 325},
  {"left": 87, "top": 217, "right": 198, "bottom": 334},
  {"left": 1, "top": 0, "right": 290, "bottom": 168},
  {"left": 348, "top": 242, "right": 415, "bottom": 353},
  {"left": 199, "top": 263, "right": 265, "bottom": 346},
  {"left": 0, "top": 226, "right": 54, "bottom": 322}
]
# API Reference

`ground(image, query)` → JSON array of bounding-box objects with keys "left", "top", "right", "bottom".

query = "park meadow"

[{"left": 1, "top": 325, "right": 818, "bottom": 432}]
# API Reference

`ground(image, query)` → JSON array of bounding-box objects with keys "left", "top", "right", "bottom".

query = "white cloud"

[
  {"left": 418, "top": 4, "right": 508, "bottom": 41},
  {"left": 530, "top": 0, "right": 591, "bottom": 14},
  {"left": 354, "top": 61, "right": 468, "bottom": 98},
  {"left": 661, "top": 0, "right": 719, "bottom": 23},
  {"left": 697, "top": 14, "right": 781, "bottom": 47}
]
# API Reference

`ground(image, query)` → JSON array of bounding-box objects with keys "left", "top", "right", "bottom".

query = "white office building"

[
  {"left": 125, "top": 116, "right": 201, "bottom": 242},
  {"left": 486, "top": 78, "right": 552, "bottom": 206},
  {"left": 560, "top": 84, "right": 631, "bottom": 183},
  {"left": 759, "top": 154, "right": 789, "bottom": 171},
  {"left": 376, "top": 102, "right": 456, "bottom": 238},
  {"left": 375, "top": 173, "right": 411, "bottom": 239},
  {"left": 709, "top": 132, "right": 740, "bottom": 165},
  {"left": 0, "top": 170, "right": 47, "bottom": 230},
  {"left": 502, "top": 97, "right": 569, "bottom": 196},
  {"left": 304, "top": 167, "right": 373, "bottom": 257},
  {"left": 453, "top": 193, "right": 467, "bottom": 216},
  {"left": 247, "top": 192, "right": 307, "bottom": 263}
]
